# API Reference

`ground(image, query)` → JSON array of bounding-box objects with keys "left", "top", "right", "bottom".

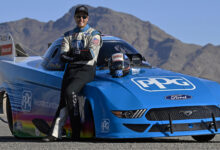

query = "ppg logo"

[
  {"left": 131, "top": 76, "right": 196, "bottom": 92},
  {"left": 21, "top": 90, "right": 32, "bottom": 112}
]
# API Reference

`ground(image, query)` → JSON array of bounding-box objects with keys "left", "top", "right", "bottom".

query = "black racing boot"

[{"left": 42, "top": 135, "right": 59, "bottom": 142}]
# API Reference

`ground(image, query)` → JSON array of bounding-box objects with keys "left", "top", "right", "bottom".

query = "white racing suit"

[{"left": 50, "top": 24, "right": 102, "bottom": 139}]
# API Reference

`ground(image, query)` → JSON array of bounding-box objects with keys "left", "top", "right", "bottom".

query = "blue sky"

[{"left": 0, "top": 0, "right": 219, "bottom": 46}]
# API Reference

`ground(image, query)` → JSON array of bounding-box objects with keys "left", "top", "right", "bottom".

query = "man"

[{"left": 43, "top": 5, "right": 102, "bottom": 142}]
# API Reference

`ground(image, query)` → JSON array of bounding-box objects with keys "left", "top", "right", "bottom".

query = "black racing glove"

[
  {"left": 60, "top": 52, "right": 74, "bottom": 62},
  {"left": 76, "top": 49, "right": 94, "bottom": 61},
  {"left": 61, "top": 49, "right": 94, "bottom": 63}
]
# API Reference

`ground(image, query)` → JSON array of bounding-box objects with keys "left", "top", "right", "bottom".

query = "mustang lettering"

[{"left": 166, "top": 95, "right": 192, "bottom": 100}]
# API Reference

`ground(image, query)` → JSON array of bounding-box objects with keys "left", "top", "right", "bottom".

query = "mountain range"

[{"left": 0, "top": 5, "right": 220, "bottom": 82}]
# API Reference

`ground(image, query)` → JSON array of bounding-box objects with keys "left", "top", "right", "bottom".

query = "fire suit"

[{"left": 50, "top": 24, "right": 102, "bottom": 139}]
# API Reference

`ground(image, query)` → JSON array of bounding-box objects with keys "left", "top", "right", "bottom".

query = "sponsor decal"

[
  {"left": 21, "top": 90, "right": 32, "bottom": 112},
  {"left": 92, "top": 37, "right": 100, "bottom": 46},
  {"left": 14, "top": 121, "right": 23, "bottom": 131},
  {"left": 131, "top": 76, "right": 196, "bottom": 92},
  {"left": 101, "top": 119, "right": 110, "bottom": 133},
  {"left": 131, "top": 68, "right": 141, "bottom": 75},
  {"left": 0, "top": 44, "right": 12, "bottom": 56},
  {"left": 166, "top": 94, "right": 192, "bottom": 100},
  {"left": 83, "top": 33, "right": 89, "bottom": 36},
  {"left": 47, "top": 63, "right": 62, "bottom": 69},
  {"left": 112, "top": 53, "right": 124, "bottom": 62},
  {"left": 34, "top": 100, "right": 58, "bottom": 109},
  {"left": 71, "top": 40, "right": 84, "bottom": 54}
]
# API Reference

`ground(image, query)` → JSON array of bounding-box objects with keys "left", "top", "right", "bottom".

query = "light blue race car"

[{"left": 1, "top": 33, "right": 220, "bottom": 142}]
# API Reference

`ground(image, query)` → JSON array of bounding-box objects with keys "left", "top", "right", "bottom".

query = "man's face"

[{"left": 74, "top": 12, "right": 89, "bottom": 28}]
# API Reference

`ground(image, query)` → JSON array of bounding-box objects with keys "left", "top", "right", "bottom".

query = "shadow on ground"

[
  {"left": 1, "top": 114, "right": 220, "bottom": 143},
  {"left": 0, "top": 136, "right": 220, "bottom": 143}
]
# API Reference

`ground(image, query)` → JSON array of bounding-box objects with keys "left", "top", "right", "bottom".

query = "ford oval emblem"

[{"left": 166, "top": 94, "right": 192, "bottom": 100}]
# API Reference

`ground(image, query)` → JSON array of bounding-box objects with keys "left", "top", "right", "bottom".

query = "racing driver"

[{"left": 43, "top": 5, "right": 102, "bottom": 142}]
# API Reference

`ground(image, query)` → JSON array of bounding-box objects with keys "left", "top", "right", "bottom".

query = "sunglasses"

[{"left": 76, "top": 15, "right": 88, "bottom": 19}]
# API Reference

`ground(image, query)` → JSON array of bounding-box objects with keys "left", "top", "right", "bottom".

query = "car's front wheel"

[
  {"left": 192, "top": 134, "right": 215, "bottom": 142},
  {"left": 81, "top": 100, "right": 95, "bottom": 138}
]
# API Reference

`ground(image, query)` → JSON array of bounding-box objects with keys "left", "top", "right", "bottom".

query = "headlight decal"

[{"left": 133, "top": 109, "right": 146, "bottom": 118}]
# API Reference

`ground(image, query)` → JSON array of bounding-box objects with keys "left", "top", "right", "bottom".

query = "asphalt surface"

[{"left": 1, "top": 114, "right": 220, "bottom": 150}]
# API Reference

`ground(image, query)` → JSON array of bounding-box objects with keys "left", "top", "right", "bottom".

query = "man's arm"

[
  {"left": 69, "top": 33, "right": 102, "bottom": 61},
  {"left": 60, "top": 31, "right": 102, "bottom": 62},
  {"left": 86, "top": 32, "right": 102, "bottom": 61},
  {"left": 60, "top": 35, "right": 74, "bottom": 62}
]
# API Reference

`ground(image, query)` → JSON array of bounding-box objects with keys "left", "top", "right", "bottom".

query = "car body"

[{"left": 1, "top": 33, "right": 220, "bottom": 141}]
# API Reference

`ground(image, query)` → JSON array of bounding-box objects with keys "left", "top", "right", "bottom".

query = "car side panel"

[{"left": 0, "top": 59, "right": 62, "bottom": 137}]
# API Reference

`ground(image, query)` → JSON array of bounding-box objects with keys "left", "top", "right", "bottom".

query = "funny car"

[{"left": 1, "top": 33, "right": 220, "bottom": 142}]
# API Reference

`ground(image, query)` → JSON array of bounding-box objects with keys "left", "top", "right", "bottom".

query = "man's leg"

[
  {"left": 51, "top": 107, "right": 68, "bottom": 138},
  {"left": 64, "top": 80, "right": 84, "bottom": 139},
  {"left": 42, "top": 70, "right": 70, "bottom": 142},
  {"left": 42, "top": 100, "right": 68, "bottom": 141},
  {"left": 64, "top": 64, "right": 96, "bottom": 139}
]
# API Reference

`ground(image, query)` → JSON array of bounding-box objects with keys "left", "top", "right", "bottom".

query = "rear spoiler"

[
  {"left": 0, "top": 33, "right": 28, "bottom": 61},
  {"left": 0, "top": 33, "right": 16, "bottom": 61}
]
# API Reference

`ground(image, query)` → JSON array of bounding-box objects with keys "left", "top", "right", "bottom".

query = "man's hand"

[
  {"left": 61, "top": 49, "right": 94, "bottom": 62},
  {"left": 78, "top": 49, "right": 94, "bottom": 60},
  {"left": 61, "top": 53, "right": 74, "bottom": 62}
]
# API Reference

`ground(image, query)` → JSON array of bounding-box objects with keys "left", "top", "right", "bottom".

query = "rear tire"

[
  {"left": 5, "top": 93, "right": 23, "bottom": 139},
  {"left": 0, "top": 92, "right": 3, "bottom": 114},
  {"left": 88, "top": 103, "right": 95, "bottom": 137},
  {"left": 5, "top": 94, "right": 14, "bottom": 135},
  {"left": 192, "top": 134, "right": 215, "bottom": 142}
]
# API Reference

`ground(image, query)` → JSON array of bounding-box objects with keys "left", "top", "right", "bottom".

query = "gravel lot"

[{"left": 1, "top": 114, "right": 220, "bottom": 150}]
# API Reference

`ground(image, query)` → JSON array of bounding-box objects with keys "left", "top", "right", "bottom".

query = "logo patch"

[
  {"left": 166, "top": 95, "right": 192, "bottom": 100},
  {"left": 21, "top": 90, "right": 32, "bottom": 112},
  {"left": 179, "top": 110, "right": 197, "bottom": 116},
  {"left": 92, "top": 37, "right": 100, "bottom": 46},
  {"left": 101, "top": 119, "right": 110, "bottom": 133},
  {"left": 14, "top": 121, "right": 23, "bottom": 131},
  {"left": 131, "top": 76, "right": 196, "bottom": 92},
  {"left": 0, "top": 44, "right": 12, "bottom": 56},
  {"left": 71, "top": 40, "right": 84, "bottom": 54}
]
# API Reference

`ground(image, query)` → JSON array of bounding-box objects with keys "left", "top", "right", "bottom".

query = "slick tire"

[
  {"left": 88, "top": 103, "right": 95, "bottom": 137},
  {"left": 192, "top": 134, "right": 215, "bottom": 142},
  {"left": 5, "top": 93, "right": 14, "bottom": 135},
  {"left": 82, "top": 101, "right": 95, "bottom": 138},
  {"left": 6, "top": 93, "right": 25, "bottom": 139}
]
